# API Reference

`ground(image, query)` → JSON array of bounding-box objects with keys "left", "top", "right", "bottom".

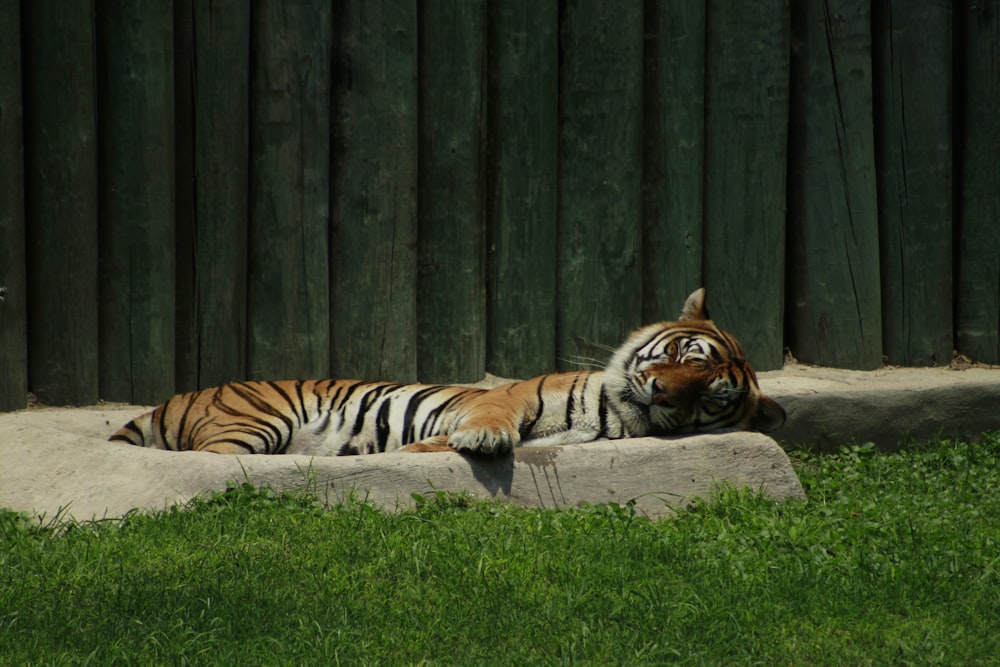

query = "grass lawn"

[{"left": 2, "top": 433, "right": 999, "bottom": 665}]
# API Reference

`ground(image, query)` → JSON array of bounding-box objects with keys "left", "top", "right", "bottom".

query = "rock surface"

[
  {"left": 0, "top": 403, "right": 801, "bottom": 521},
  {"left": 763, "top": 364, "right": 1000, "bottom": 450},
  {"left": 2, "top": 364, "right": 998, "bottom": 522}
]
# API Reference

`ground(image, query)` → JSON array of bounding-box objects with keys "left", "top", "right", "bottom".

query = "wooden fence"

[{"left": 0, "top": 0, "right": 997, "bottom": 411}]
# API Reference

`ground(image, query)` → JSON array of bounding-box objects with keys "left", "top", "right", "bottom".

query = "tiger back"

[
  {"left": 110, "top": 380, "right": 486, "bottom": 455},
  {"left": 109, "top": 288, "right": 785, "bottom": 456}
]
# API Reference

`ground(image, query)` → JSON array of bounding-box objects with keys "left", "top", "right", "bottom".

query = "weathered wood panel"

[
  {"left": 248, "top": 0, "right": 331, "bottom": 380},
  {"left": 6, "top": 0, "right": 1000, "bottom": 412},
  {"left": 331, "top": 0, "right": 419, "bottom": 382},
  {"left": 0, "top": 0, "right": 26, "bottom": 411},
  {"left": 417, "top": 0, "right": 488, "bottom": 383},
  {"left": 873, "top": 0, "right": 953, "bottom": 366},
  {"left": 642, "top": 1, "right": 705, "bottom": 322},
  {"left": 557, "top": 1, "right": 643, "bottom": 369},
  {"left": 486, "top": 0, "right": 558, "bottom": 378},
  {"left": 786, "top": 0, "right": 883, "bottom": 369},
  {"left": 956, "top": 1, "right": 1000, "bottom": 363},
  {"left": 173, "top": 0, "right": 197, "bottom": 393},
  {"left": 175, "top": 0, "right": 251, "bottom": 389},
  {"left": 22, "top": 0, "right": 100, "bottom": 406},
  {"left": 96, "top": 0, "right": 176, "bottom": 404},
  {"left": 703, "top": 1, "right": 790, "bottom": 371}
]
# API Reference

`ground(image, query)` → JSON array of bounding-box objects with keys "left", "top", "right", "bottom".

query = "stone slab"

[
  {"left": 3, "top": 363, "right": 999, "bottom": 522},
  {"left": 761, "top": 365, "right": 1000, "bottom": 450},
  {"left": 0, "top": 404, "right": 802, "bottom": 521}
]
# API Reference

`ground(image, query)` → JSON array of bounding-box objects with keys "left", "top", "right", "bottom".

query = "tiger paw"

[
  {"left": 400, "top": 436, "right": 455, "bottom": 453},
  {"left": 447, "top": 427, "right": 519, "bottom": 455}
]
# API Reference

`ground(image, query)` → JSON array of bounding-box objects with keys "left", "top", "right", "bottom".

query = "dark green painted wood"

[
  {"left": 173, "top": 0, "right": 197, "bottom": 393},
  {"left": 331, "top": 0, "right": 418, "bottom": 383},
  {"left": 642, "top": 1, "right": 705, "bottom": 323},
  {"left": 175, "top": 0, "right": 251, "bottom": 389},
  {"left": 703, "top": 0, "right": 790, "bottom": 371},
  {"left": 486, "top": 0, "right": 558, "bottom": 378},
  {"left": 786, "top": 0, "right": 883, "bottom": 369},
  {"left": 956, "top": 2, "right": 1000, "bottom": 363},
  {"left": 873, "top": 1, "right": 953, "bottom": 366},
  {"left": 22, "top": 0, "right": 100, "bottom": 406},
  {"left": 248, "top": 0, "right": 331, "bottom": 381},
  {"left": 96, "top": 0, "right": 176, "bottom": 404},
  {"left": 557, "top": 1, "right": 643, "bottom": 370},
  {"left": 417, "top": 0, "right": 487, "bottom": 383},
  {"left": 0, "top": 0, "right": 26, "bottom": 411}
]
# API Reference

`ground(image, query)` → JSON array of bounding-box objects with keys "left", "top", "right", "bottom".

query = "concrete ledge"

[
  {"left": 760, "top": 365, "right": 1000, "bottom": 451},
  {"left": 4, "top": 364, "right": 999, "bottom": 521},
  {"left": 0, "top": 405, "right": 802, "bottom": 521}
]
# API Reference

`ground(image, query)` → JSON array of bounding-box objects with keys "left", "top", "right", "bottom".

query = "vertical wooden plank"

[
  {"left": 486, "top": 0, "right": 558, "bottom": 378},
  {"left": 22, "top": 0, "right": 100, "bottom": 406},
  {"left": 96, "top": 0, "right": 176, "bottom": 404},
  {"left": 0, "top": 0, "right": 26, "bottom": 411},
  {"left": 174, "top": 1, "right": 247, "bottom": 392},
  {"left": 557, "top": 1, "right": 643, "bottom": 369},
  {"left": 873, "top": 0, "right": 953, "bottom": 366},
  {"left": 331, "top": 0, "right": 418, "bottom": 382},
  {"left": 249, "top": 0, "right": 331, "bottom": 380},
  {"left": 174, "top": 0, "right": 197, "bottom": 392},
  {"left": 955, "top": 2, "right": 1000, "bottom": 363},
  {"left": 786, "top": 0, "right": 882, "bottom": 369},
  {"left": 642, "top": 1, "right": 705, "bottom": 321},
  {"left": 179, "top": 1, "right": 251, "bottom": 388},
  {"left": 703, "top": 0, "right": 790, "bottom": 370},
  {"left": 417, "top": 0, "right": 488, "bottom": 383}
]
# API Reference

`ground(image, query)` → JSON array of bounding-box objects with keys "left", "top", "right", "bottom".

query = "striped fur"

[{"left": 109, "top": 289, "right": 785, "bottom": 456}]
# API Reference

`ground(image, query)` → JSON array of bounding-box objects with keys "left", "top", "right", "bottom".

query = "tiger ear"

[
  {"left": 750, "top": 395, "right": 786, "bottom": 434},
  {"left": 680, "top": 288, "right": 710, "bottom": 322}
]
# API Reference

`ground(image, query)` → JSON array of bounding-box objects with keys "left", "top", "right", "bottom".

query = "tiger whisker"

[{"left": 558, "top": 355, "right": 606, "bottom": 370}]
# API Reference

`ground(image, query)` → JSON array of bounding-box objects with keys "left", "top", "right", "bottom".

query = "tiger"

[{"left": 109, "top": 288, "right": 785, "bottom": 456}]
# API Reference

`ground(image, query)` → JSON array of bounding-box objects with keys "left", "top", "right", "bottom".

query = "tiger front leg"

[
  {"left": 439, "top": 385, "right": 539, "bottom": 455},
  {"left": 399, "top": 425, "right": 518, "bottom": 454}
]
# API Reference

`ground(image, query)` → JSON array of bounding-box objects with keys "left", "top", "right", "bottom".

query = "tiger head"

[{"left": 606, "top": 288, "right": 786, "bottom": 435}]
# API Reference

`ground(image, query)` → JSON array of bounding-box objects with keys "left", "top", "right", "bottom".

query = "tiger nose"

[{"left": 650, "top": 379, "right": 673, "bottom": 406}]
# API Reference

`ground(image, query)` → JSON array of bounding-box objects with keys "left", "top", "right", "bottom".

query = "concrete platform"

[
  {"left": 0, "top": 403, "right": 801, "bottom": 521},
  {"left": 1, "top": 363, "right": 998, "bottom": 522},
  {"left": 762, "top": 364, "right": 1000, "bottom": 451}
]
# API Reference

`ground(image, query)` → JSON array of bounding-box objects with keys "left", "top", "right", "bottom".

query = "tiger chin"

[{"left": 110, "top": 288, "right": 785, "bottom": 457}]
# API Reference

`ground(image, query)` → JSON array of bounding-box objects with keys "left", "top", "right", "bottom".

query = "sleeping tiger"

[{"left": 109, "top": 288, "right": 785, "bottom": 456}]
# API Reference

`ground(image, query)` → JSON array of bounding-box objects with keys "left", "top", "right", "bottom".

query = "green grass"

[{"left": 2, "top": 434, "right": 999, "bottom": 665}]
